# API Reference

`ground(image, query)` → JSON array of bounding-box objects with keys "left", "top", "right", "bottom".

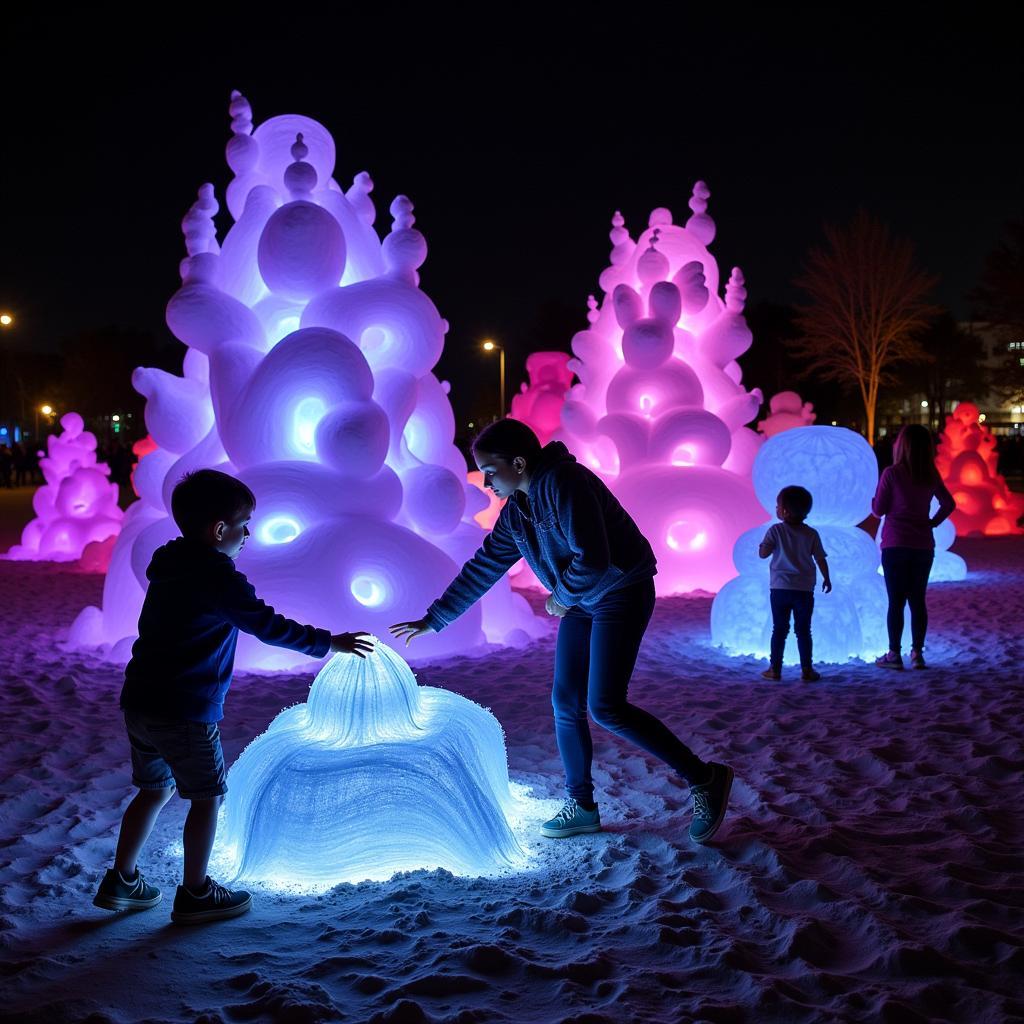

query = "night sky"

[{"left": 2, "top": 9, "right": 1020, "bottom": 427}]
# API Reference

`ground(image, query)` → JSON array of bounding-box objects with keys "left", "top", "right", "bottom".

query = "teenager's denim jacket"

[{"left": 425, "top": 442, "right": 657, "bottom": 631}]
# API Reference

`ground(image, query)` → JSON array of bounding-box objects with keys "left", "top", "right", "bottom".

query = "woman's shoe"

[
  {"left": 761, "top": 667, "right": 781, "bottom": 681},
  {"left": 801, "top": 667, "right": 821, "bottom": 681},
  {"left": 910, "top": 649, "right": 927, "bottom": 669},
  {"left": 875, "top": 651, "right": 905, "bottom": 670}
]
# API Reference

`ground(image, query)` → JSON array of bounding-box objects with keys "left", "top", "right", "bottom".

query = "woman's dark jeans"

[
  {"left": 769, "top": 589, "right": 814, "bottom": 670},
  {"left": 551, "top": 578, "right": 707, "bottom": 803},
  {"left": 881, "top": 546, "right": 934, "bottom": 652}
]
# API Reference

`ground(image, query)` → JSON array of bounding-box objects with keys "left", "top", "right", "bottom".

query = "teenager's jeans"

[
  {"left": 881, "top": 547, "right": 934, "bottom": 652},
  {"left": 769, "top": 589, "right": 814, "bottom": 669},
  {"left": 551, "top": 578, "right": 707, "bottom": 803}
]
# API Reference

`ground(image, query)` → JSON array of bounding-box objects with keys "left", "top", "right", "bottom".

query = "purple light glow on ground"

[{"left": 1, "top": 528, "right": 1020, "bottom": 1022}]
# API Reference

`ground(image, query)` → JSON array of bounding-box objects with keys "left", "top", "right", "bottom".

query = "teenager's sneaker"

[
  {"left": 801, "top": 667, "right": 822, "bottom": 682},
  {"left": 761, "top": 668, "right": 781, "bottom": 681},
  {"left": 910, "top": 649, "right": 927, "bottom": 670},
  {"left": 93, "top": 867, "right": 162, "bottom": 912},
  {"left": 171, "top": 877, "right": 252, "bottom": 924},
  {"left": 875, "top": 651, "right": 905, "bottom": 670},
  {"left": 540, "top": 798, "right": 602, "bottom": 838},
  {"left": 689, "top": 762, "right": 734, "bottom": 844}
]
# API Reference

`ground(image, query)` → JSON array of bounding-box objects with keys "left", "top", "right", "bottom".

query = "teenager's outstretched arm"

[{"left": 421, "top": 509, "right": 522, "bottom": 631}]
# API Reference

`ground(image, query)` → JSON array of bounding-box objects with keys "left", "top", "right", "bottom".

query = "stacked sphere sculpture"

[{"left": 711, "top": 426, "right": 895, "bottom": 663}]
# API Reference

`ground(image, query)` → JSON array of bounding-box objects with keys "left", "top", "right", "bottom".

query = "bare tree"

[{"left": 789, "top": 211, "right": 938, "bottom": 444}]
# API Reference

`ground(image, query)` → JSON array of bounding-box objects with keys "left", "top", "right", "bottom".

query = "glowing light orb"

[
  {"left": 351, "top": 575, "right": 386, "bottom": 607},
  {"left": 259, "top": 515, "right": 302, "bottom": 545},
  {"left": 292, "top": 396, "right": 327, "bottom": 454},
  {"left": 217, "top": 642, "right": 535, "bottom": 887}
]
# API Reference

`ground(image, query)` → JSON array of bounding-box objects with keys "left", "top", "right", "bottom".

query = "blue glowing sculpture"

[
  {"left": 711, "top": 426, "right": 895, "bottom": 663},
  {"left": 217, "top": 642, "right": 532, "bottom": 887}
]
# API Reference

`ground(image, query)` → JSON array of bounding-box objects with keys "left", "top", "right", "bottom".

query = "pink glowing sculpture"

[
  {"left": 556, "top": 192, "right": 766, "bottom": 594},
  {"left": 509, "top": 351, "right": 574, "bottom": 447},
  {"left": 936, "top": 402, "right": 1024, "bottom": 536},
  {"left": 757, "top": 391, "right": 816, "bottom": 438},
  {"left": 69, "top": 92, "right": 542, "bottom": 668},
  {"left": 6, "top": 412, "right": 123, "bottom": 563}
]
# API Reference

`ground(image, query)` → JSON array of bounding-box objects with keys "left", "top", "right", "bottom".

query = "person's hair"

[
  {"left": 893, "top": 424, "right": 938, "bottom": 485},
  {"left": 471, "top": 418, "right": 543, "bottom": 467},
  {"left": 171, "top": 469, "right": 255, "bottom": 538},
  {"left": 778, "top": 485, "right": 813, "bottom": 522}
]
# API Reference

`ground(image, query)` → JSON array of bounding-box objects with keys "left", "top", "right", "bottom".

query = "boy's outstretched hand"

[
  {"left": 389, "top": 618, "right": 436, "bottom": 646},
  {"left": 330, "top": 631, "right": 376, "bottom": 658}
]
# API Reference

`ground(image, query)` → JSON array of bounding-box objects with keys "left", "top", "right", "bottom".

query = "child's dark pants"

[
  {"left": 551, "top": 578, "right": 707, "bottom": 804},
  {"left": 769, "top": 588, "right": 814, "bottom": 670},
  {"left": 881, "top": 547, "right": 934, "bottom": 651}
]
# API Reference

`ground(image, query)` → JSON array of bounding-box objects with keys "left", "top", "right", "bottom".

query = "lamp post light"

[
  {"left": 0, "top": 313, "right": 13, "bottom": 327},
  {"left": 36, "top": 404, "right": 53, "bottom": 440},
  {"left": 482, "top": 339, "right": 505, "bottom": 420}
]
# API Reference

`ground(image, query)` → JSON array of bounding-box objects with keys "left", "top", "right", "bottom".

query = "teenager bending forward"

[{"left": 390, "top": 420, "right": 733, "bottom": 844}]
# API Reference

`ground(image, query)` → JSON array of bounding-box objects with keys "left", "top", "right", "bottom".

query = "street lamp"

[
  {"left": 0, "top": 313, "right": 13, "bottom": 327},
  {"left": 36, "top": 404, "right": 53, "bottom": 440},
  {"left": 482, "top": 339, "right": 505, "bottom": 419}
]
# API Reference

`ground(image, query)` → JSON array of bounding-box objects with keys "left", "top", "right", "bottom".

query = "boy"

[
  {"left": 758, "top": 485, "right": 832, "bottom": 682},
  {"left": 93, "top": 469, "right": 374, "bottom": 923}
]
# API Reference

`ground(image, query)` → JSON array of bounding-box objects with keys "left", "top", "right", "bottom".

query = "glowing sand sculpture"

[
  {"left": 711, "top": 426, "right": 896, "bottom": 663},
  {"left": 757, "top": 391, "right": 816, "bottom": 438},
  {"left": 936, "top": 402, "right": 1024, "bottom": 536},
  {"left": 69, "top": 92, "right": 542, "bottom": 667},
  {"left": 218, "top": 642, "right": 528, "bottom": 887},
  {"left": 557, "top": 190, "right": 766, "bottom": 594},
  {"left": 510, "top": 351, "right": 575, "bottom": 447},
  {"left": 6, "top": 412, "right": 123, "bottom": 562}
]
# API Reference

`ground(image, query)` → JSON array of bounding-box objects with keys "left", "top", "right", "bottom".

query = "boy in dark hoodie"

[{"left": 93, "top": 469, "right": 374, "bottom": 924}]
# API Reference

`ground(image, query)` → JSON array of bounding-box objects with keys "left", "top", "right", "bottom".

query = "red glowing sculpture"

[{"left": 936, "top": 402, "right": 1024, "bottom": 536}]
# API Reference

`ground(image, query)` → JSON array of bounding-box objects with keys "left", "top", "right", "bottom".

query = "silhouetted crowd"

[{"left": 0, "top": 440, "right": 137, "bottom": 489}]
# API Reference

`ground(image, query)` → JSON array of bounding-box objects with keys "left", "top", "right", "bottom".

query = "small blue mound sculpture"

[{"left": 218, "top": 642, "right": 529, "bottom": 887}]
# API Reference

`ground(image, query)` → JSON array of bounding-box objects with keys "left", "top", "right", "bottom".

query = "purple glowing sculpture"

[
  {"left": 6, "top": 412, "right": 123, "bottom": 563},
  {"left": 69, "top": 93, "right": 543, "bottom": 668}
]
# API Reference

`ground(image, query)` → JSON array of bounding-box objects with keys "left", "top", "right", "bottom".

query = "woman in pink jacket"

[{"left": 871, "top": 424, "right": 955, "bottom": 670}]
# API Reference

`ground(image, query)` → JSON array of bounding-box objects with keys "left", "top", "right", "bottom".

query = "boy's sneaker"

[
  {"left": 910, "top": 649, "right": 927, "bottom": 670},
  {"left": 540, "top": 798, "right": 602, "bottom": 838},
  {"left": 171, "top": 876, "right": 252, "bottom": 924},
  {"left": 875, "top": 651, "right": 905, "bottom": 670},
  {"left": 93, "top": 867, "right": 162, "bottom": 912},
  {"left": 689, "top": 762, "right": 734, "bottom": 844},
  {"left": 761, "top": 667, "right": 781, "bottom": 681},
  {"left": 801, "top": 667, "right": 822, "bottom": 681}
]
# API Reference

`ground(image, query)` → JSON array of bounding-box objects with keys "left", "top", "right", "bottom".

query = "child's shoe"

[
  {"left": 761, "top": 667, "right": 781, "bottom": 681},
  {"left": 688, "top": 762, "right": 734, "bottom": 844},
  {"left": 801, "top": 666, "right": 822, "bottom": 681},
  {"left": 171, "top": 876, "right": 252, "bottom": 924},
  {"left": 875, "top": 651, "right": 905, "bottom": 670},
  {"left": 540, "top": 798, "right": 602, "bottom": 838},
  {"left": 910, "top": 649, "right": 927, "bottom": 670},
  {"left": 93, "top": 867, "right": 162, "bottom": 911}
]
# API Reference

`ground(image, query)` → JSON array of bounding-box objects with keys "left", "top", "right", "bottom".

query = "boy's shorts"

[{"left": 123, "top": 709, "right": 228, "bottom": 800}]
